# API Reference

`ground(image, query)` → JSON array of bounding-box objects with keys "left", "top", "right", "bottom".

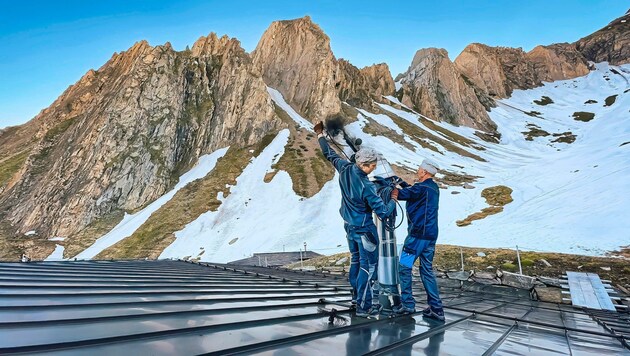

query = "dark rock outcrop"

[{"left": 576, "top": 10, "right": 630, "bottom": 65}]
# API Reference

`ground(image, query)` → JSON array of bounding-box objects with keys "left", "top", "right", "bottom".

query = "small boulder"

[
  {"left": 477, "top": 252, "right": 486, "bottom": 257},
  {"left": 501, "top": 271, "right": 536, "bottom": 289},
  {"left": 473, "top": 276, "right": 501, "bottom": 285},
  {"left": 473, "top": 271, "right": 500, "bottom": 285},
  {"left": 537, "top": 276, "right": 561, "bottom": 288},
  {"left": 335, "top": 257, "right": 348, "bottom": 265},
  {"left": 473, "top": 271, "right": 497, "bottom": 279},
  {"left": 600, "top": 266, "right": 611, "bottom": 271},
  {"left": 447, "top": 270, "right": 473, "bottom": 281},
  {"left": 534, "top": 286, "right": 563, "bottom": 303}
]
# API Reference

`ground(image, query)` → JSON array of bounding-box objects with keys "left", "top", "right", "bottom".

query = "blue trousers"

[
  {"left": 345, "top": 223, "right": 379, "bottom": 311},
  {"left": 399, "top": 237, "right": 442, "bottom": 310}
]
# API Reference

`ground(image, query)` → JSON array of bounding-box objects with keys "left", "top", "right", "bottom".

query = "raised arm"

[{"left": 318, "top": 136, "right": 349, "bottom": 173}]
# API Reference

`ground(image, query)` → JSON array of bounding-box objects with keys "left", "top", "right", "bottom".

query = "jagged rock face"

[
  {"left": 527, "top": 44, "right": 590, "bottom": 82},
  {"left": 252, "top": 16, "right": 340, "bottom": 121},
  {"left": 360, "top": 63, "right": 396, "bottom": 100},
  {"left": 455, "top": 44, "right": 541, "bottom": 98},
  {"left": 456, "top": 43, "right": 591, "bottom": 98},
  {"left": 0, "top": 35, "right": 282, "bottom": 238},
  {"left": 576, "top": 10, "right": 630, "bottom": 65},
  {"left": 454, "top": 43, "right": 510, "bottom": 98},
  {"left": 336, "top": 59, "right": 371, "bottom": 107},
  {"left": 335, "top": 61, "right": 395, "bottom": 108},
  {"left": 400, "top": 48, "right": 496, "bottom": 132}
]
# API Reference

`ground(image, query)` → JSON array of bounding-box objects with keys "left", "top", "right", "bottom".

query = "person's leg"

[
  {"left": 345, "top": 224, "right": 359, "bottom": 302},
  {"left": 398, "top": 249, "right": 418, "bottom": 309},
  {"left": 351, "top": 232, "right": 372, "bottom": 311},
  {"left": 418, "top": 239, "right": 443, "bottom": 310},
  {"left": 364, "top": 227, "right": 380, "bottom": 305},
  {"left": 347, "top": 238, "right": 359, "bottom": 302}
]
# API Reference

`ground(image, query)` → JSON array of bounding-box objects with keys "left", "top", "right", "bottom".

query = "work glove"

[
  {"left": 314, "top": 121, "right": 324, "bottom": 135},
  {"left": 391, "top": 188, "right": 399, "bottom": 201}
]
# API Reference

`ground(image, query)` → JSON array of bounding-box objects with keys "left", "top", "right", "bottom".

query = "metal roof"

[{"left": 1, "top": 260, "right": 629, "bottom": 355}]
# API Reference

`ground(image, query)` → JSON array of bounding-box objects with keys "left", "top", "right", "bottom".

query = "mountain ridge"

[{"left": 0, "top": 11, "right": 628, "bottom": 261}]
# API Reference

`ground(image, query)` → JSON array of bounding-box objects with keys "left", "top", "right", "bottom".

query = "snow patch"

[
  {"left": 45, "top": 244, "right": 65, "bottom": 261},
  {"left": 267, "top": 87, "right": 313, "bottom": 130}
]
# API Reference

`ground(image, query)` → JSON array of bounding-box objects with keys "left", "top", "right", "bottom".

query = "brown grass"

[
  {"left": 573, "top": 112, "right": 595, "bottom": 122},
  {"left": 481, "top": 185, "right": 513, "bottom": 206},
  {"left": 0, "top": 149, "right": 30, "bottom": 188},
  {"left": 268, "top": 105, "right": 335, "bottom": 198},
  {"left": 456, "top": 185, "right": 513, "bottom": 226},
  {"left": 62, "top": 210, "right": 124, "bottom": 258}
]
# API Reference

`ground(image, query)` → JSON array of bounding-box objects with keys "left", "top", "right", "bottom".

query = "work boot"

[
  {"left": 356, "top": 304, "right": 382, "bottom": 318},
  {"left": 392, "top": 304, "right": 416, "bottom": 315},
  {"left": 422, "top": 307, "right": 445, "bottom": 321}
]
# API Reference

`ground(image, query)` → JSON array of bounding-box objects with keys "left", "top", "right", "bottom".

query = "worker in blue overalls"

[
  {"left": 315, "top": 121, "right": 397, "bottom": 317},
  {"left": 393, "top": 159, "right": 445, "bottom": 321}
]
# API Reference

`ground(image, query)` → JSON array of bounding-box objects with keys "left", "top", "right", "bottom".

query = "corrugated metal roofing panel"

[{"left": 0, "top": 260, "right": 628, "bottom": 355}]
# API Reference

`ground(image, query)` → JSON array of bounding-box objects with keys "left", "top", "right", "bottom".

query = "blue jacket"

[
  {"left": 398, "top": 178, "right": 439, "bottom": 240},
  {"left": 318, "top": 137, "right": 395, "bottom": 231}
]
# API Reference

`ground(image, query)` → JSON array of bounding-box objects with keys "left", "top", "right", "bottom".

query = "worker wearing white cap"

[{"left": 393, "top": 158, "right": 445, "bottom": 321}]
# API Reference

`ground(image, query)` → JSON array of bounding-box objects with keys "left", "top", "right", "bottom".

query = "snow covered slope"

[{"left": 82, "top": 63, "right": 630, "bottom": 261}]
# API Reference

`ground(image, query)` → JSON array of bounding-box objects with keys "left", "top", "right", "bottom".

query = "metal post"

[
  {"left": 516, "top": 245, "right": 523, "bottom": 275},
  {"left": 300, "top": 249, "right": 303, "bottom": 269},
  {"left": 460, "top": 247, "right": 464, "bottom": 272},
  {"left": 304, "top": 242, "right": 307, "bottom": 253}
]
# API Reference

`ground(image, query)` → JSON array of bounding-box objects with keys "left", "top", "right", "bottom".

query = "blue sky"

[{"left": 1, "top": 1, "right": 627, "bottom": 128}]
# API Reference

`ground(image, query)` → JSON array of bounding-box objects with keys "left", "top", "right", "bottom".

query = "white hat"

[
  {"left": 355, "top": 147, "right": 379, "bottom": 164},
  {"left": 420, "top": 159, "right": 439, "bottom": 175}
]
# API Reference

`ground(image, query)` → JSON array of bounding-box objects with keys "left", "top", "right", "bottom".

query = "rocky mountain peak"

[
  {"left": 526, "top": 43, "right": 590, "bottom": 82},
  {"left": 576, "top": 10, "right": 630, "bottom": 65},
  {"left": 399, "top": 47, "right": 496, "bottom": 132},
  {"left": 360, "top": 63, "right": 396, "bottom": 98},
  {"left": 252, "top": 17, "right": 340, "bottom": 122},
  {"left": 191, "top": 33, "right": 244, "bottom": 58},
  {"left": 0, "top": 34, "right": 283, "bottom": 241}
]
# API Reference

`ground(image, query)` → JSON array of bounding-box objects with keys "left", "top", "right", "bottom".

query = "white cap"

[
  {"left": 355, "top": 147, "right": 379, "bottom": 164},
  {"left": 420, "top": 159, "right": 439, "bottom": 175}
]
